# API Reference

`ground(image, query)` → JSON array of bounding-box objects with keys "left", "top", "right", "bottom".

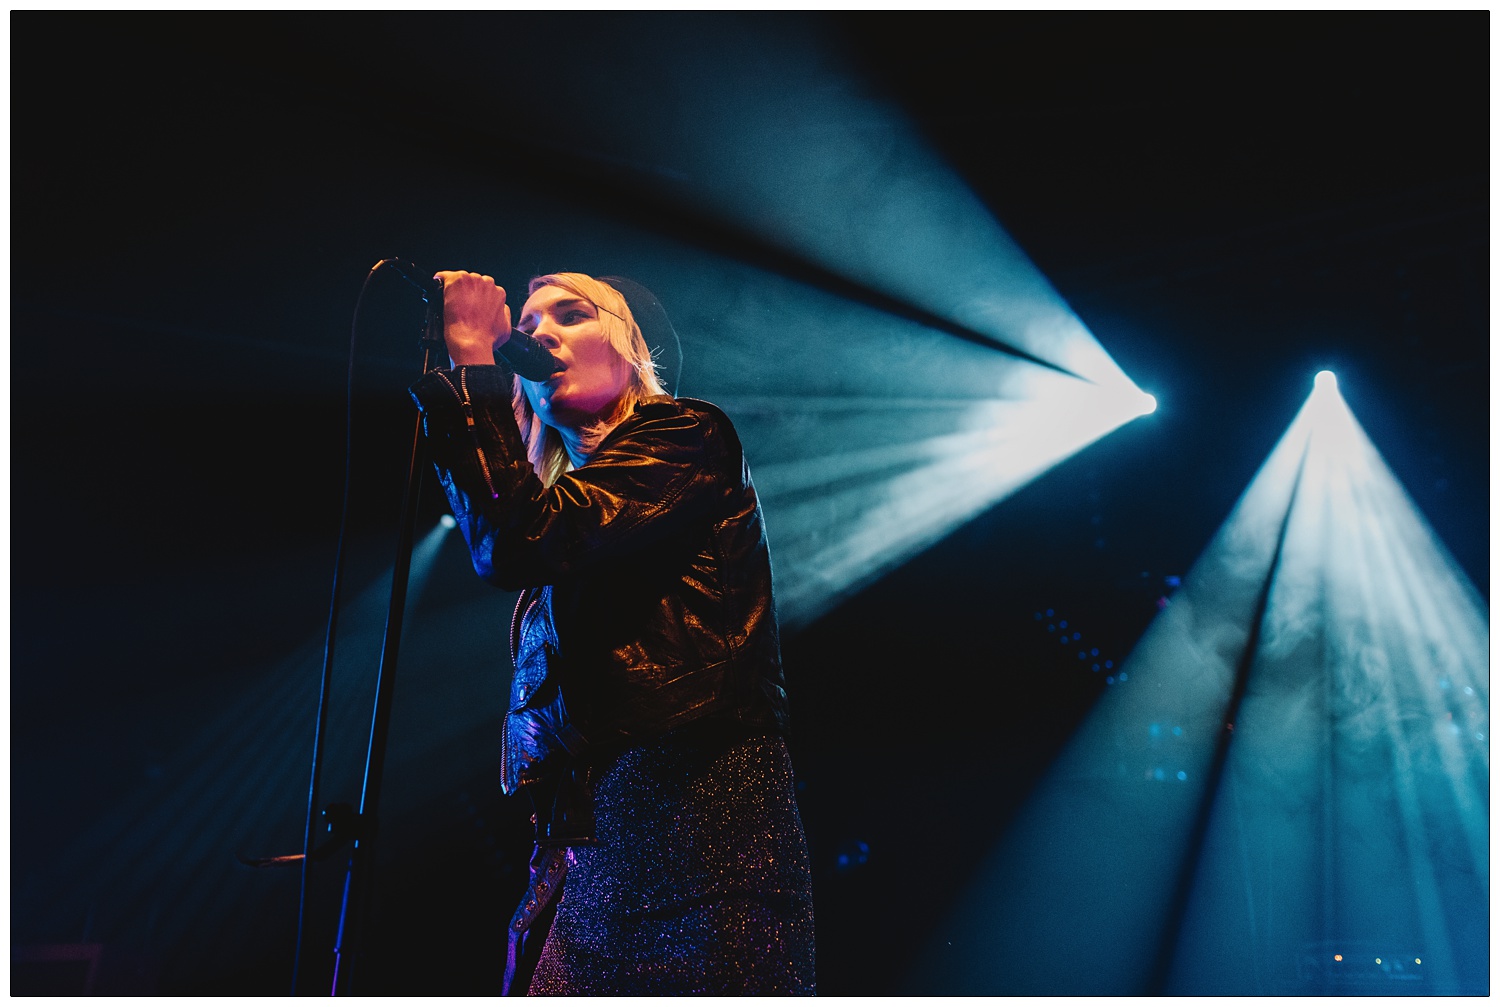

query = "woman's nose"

[{"left": 530, "top": 327, "right": 562, "bottom": 350}]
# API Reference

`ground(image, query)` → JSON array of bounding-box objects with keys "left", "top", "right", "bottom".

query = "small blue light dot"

[
  {"left": 1119, "top": 672, "right": 1128, "bottom": 682},
  {"left": 1464, "top": 686, "right": 1474, "bottom": 695},
  {"left": 1152, "top": 767, "right": 1165, "bottom": 781},
  {"left": 1073, "top": 632, "right": 1082, "bottom": 641},
  {"left": 1059, "top": 620, "right": 1068, "bottom": 629},
  {"left": 1449, "top": 723, "right": 1462, "bottom": 735},
  {"left": 1060, "top": 637, "right": 1070, "bottom": 645},
  {"left": 1105, "top": 660, "right": 1113, "bottom": 669},
  {"left": 1047, "top": 624, "right": 1055, "bottom": 632},
  {"left": 1078, "top": 651, "right": 1087, "bottom": 660},
  {"left": 1440, "top": 679, "right": 1451, "bottom": 690},
  {"left": 1172, "top": 726, "right": 1183, "bottom": 736},
  {"left": 1165, "top": 575, "right": 1181, "bottom": 588},
  {"left": 1149, "top": 724, "right": 1161, "bottom": 737},
  {"left": 1477, "top": 732, "right": 1485, "bottom": 741},
  {"left": 1034, "top": 612, "right": 1043, "bottom": 620},
  {"left": 1091, "top": 648, "right": 1099, "bottom": 657},
  {"left": 1092, "top": 664, "right": 1100, "bottom": 672},
  {"left": 1177, "top": 770, "right": 1187, "bottom": 781},
  {"left": 1106, "top": 676, "right": 1115, "bottom": 685},
  {"left": 1046, "top": 609, "right": 1055, "bottom": 617}
]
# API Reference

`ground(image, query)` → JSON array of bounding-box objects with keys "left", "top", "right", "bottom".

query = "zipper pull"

[
  {"left": 457, "top": 367, "right": 478, "bottom": 427},
  {"left": 455, "top": 367, "right": 500, "bottom": 499}
]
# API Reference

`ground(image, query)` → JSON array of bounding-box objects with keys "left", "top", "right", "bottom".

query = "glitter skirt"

[{"left": 527, "top": 729, "right": 816, "bottom": 995}]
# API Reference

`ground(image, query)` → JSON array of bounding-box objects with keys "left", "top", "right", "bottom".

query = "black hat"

[{"left": 600, "top": 276, "right": 682, "bottom": 397}]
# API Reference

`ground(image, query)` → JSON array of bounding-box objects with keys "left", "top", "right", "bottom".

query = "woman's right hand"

[{"left": 434, "top": 270, "right": 512, "bottom": 367}]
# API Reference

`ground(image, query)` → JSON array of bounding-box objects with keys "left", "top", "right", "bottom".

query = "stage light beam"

[
  {"left": 477, "top": 17, "right": 1157, "bottom": 626},
  {"left": 672, "top": 268, "right": 1155, "bottom": 628},
  {"left": 18, "top": 521, "right": 490, "bottom": 981},
  {"left": 909, "top": 373, "right": 1487, "bottom": 995}
]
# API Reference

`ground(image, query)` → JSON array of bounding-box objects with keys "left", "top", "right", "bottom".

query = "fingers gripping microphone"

[{"left": 384, "top": 259, "right": 565, "bottom": 381}]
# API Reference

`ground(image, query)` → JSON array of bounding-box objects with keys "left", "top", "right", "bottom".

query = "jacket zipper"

[
  {"left": 510, "top": 587, "right": 533, "bottom": 668},
  {"left": 500, "top": 705, "right": 511, "bottom": 789},
  {"left": 435, "top": 367, "right": 500, "bottom": 499},
  {"left": 501, "top": 586, "right": 537, "bottom": 791}
]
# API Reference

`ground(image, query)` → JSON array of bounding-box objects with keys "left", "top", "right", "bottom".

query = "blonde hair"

[{"left": 511, "top": 272, "right": 667, "bottom": 486}]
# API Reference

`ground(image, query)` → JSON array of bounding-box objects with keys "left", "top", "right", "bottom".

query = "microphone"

[
  {"left": 495, "top": 325, "right": 568, "bottom": 382},
  {"left": 384, "top": 259, "right": 565, "bottom": 381}
]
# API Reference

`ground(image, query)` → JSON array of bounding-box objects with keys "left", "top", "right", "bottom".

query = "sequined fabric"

[{"left": 527, "top": 731, "right": 816, "bottom": 995}]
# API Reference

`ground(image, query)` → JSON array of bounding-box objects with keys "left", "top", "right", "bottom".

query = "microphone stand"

[
  {"left": 280, "top": 263, "right": 556, "bottom": 992},
  {"left": 326, "top": 277, "right": 445, "bottom": 995}
]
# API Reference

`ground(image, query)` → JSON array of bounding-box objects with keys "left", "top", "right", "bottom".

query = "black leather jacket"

[{"left": 409, "top": 365, "right": 790, "bottom": 830}]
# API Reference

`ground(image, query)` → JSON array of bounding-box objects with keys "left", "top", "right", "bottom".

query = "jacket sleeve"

[{"left": 409, "top": 364, "right": 722, "bottom": 589}]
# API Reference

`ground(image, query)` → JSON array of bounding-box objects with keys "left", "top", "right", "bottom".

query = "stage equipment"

[
  {"left": 271, "top": 261, "right": 681, "bottom": 994},
  {"left": 233, "top": 258, "right": 453, "bottom": 994},
  {"left": 303, "top": 258, "right": 445, "bottom": 995}
]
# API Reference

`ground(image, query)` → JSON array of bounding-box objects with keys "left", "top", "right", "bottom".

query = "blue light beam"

[
  {"left": 15, "top": 522, "right": 474, "bottom": 980},
  {"left": 474, "top": 18, "right": 1157, "bottom": 625},
  {"left": 909, "top": 374, "right": 1488, "bottom": 995},
  {"left": 645, "top": 265, "right": 1157, "bottom": 628}
]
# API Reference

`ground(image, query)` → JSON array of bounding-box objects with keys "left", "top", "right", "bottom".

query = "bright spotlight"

[
  {"left": 733, "top": 359, "right": 1156, "bottom": 628},
  {"left": 438, "top": 513, "right": 458, "bottom": 530},
  {"left": 1140, "top": 392, "right": 1158, "bottom": 416},
  {"left": 912, "top": 376, "right": 1488, "bottom": 995},
  {"left": 1314, "top": 369, "right": 1337, "bottom": 392},
  {"left": 429, "top": 17, "right": 1156, "bottom": 629}
]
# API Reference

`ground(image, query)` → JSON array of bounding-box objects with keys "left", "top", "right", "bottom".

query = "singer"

[{"left": 408, "top": 271, "right": 815, "bottom": 995}]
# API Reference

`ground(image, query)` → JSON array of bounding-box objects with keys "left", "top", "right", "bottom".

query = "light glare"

[
  {"left": 740, "top": 366, "right": 1154, "bottom": 627},
  {"left": 696, "top": 273, "right": 1154, "bottom": 629},
  {"left": 911, "top": 376, "right": 1488, "bottom": 995}
]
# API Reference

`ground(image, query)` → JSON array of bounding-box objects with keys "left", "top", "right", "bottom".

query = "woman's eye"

[{"left": 562, "top": 310, "right": 588, "bottom": 324}]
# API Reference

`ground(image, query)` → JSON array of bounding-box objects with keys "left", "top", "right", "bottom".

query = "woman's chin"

[{"left": 539, "top": 399, "right": 602, "bottom": 431}]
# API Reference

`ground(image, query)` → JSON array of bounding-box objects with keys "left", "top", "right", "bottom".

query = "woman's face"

[{"left": 518, "top": 284, "right": 633, "bottom": 431}]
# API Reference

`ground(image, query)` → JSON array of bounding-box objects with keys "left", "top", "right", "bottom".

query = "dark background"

[{"left": 11, "top": 14, "right": 1487, "bottom": 994}]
